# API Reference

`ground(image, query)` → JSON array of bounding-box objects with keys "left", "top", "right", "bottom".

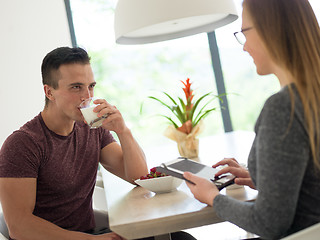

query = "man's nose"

[{"left": 81, "top": 88, "right": 92, "bottom": 101}]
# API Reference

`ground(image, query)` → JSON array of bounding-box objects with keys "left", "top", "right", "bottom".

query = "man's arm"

[
  {"left": 96, "top": 99, "right": 148, "bottom": 183},
  {"left": 99, "top": 130, "right": 148, "bottom": 184},
  {"left": 0, "top": 178, "right": 122, "bottom": 240}
]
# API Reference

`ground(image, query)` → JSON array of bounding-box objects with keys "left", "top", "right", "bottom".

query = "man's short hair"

[{"left": 41, "top": 47, "right": 91, "bottom": 105}]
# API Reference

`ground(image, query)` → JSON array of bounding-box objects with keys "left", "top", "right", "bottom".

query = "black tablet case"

[{"left": 156, "top": 157, "right": 235, "bottom": 191}]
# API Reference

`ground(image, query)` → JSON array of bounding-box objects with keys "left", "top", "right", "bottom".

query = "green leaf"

[
  {"left": 162, "top": 116, "right": 179, "bottom": 128},
  {"left": 193, "top": 97, "right": 215, "bottom": 118},
  {"left": 193, "top": 108, "right": 217, "bottom": 126},
  {"left": 163, "top": 92, "right": 178, "bottom": 106},
  {"left": 148, "top": 96, "right": 186, "bottom": 125},
  {"left": 178, "top": 97, "right": 186, "bottom": 113},
  {"left": 154, "top": 114, "right": 179, "bottom": 128},
  {"left": 148, "top": 96, "right": 180, "bottom": 121},
  {"left": 148, "top": 96, "right": 172, "bottom": 110},
  {"left": 173, "top": 105, "right": 187, "bottom": 124},
  {"left": 139, "top": 100, "right": 145, "bottom": 115},
  {"left": 162, "top": 92, "right": 190, "bottom": 124},
  {"left": 189, "top": 92, "right": 213, "bottom": 121}
]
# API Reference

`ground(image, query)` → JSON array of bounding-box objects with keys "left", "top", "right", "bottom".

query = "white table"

[
  {"left": 144, "top": 130, "right": 255, "bottom": 166},
  {"left": 102, "top": 131, "right": 257, "bottom": 239}
]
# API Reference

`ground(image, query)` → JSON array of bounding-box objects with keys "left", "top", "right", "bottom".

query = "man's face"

[{"left": 49, "top": 63, "right": 96, "bottom": 122}]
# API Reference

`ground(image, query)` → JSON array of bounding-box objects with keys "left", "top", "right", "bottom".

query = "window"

[{"left": 69, "top": 0, "right": 320, "bottom": 149}]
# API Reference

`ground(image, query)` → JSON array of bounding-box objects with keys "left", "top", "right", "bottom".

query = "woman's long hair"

[{"left": 244, "top": 0, "right": 320, "bottom": 169}]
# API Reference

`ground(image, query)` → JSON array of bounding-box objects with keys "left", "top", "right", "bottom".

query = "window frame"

[{"left": 64, "top": 0, "right": 233, "bottom": 133}]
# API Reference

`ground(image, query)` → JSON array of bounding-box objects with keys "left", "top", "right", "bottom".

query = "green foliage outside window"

[{"left": 71, "top": 0, "right": 279, "bottom": 148}]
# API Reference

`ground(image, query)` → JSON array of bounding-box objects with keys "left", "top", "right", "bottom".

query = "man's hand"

[
  {"left": 183, "top": 172, "right": 220, "bottom": 207},
  {"left": 213, "top": 158, "right": 255, "bottom": 189},
  {"left": 93, "top": 99, "right": 127, "bottom": 134}
]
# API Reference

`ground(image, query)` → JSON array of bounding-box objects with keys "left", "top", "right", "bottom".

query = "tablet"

[{"left": 156, "top": 157, "right": 235, "bottom": 191}]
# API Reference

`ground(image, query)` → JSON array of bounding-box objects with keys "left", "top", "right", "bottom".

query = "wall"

[{"left": 0, "top": 0, "right": 72, "bottom": 146}]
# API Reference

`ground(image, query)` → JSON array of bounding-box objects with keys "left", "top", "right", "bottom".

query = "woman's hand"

[
  {"left": 183, "top": 172, "right": 220, "bottom": 206},
  {"left": 213, "top": 158, "right": 255, "bottom": 189}
]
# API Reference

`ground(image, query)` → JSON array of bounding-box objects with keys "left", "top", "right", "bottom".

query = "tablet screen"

[{"left": 167, "top": 158, "right": 218, "bottom": 180}]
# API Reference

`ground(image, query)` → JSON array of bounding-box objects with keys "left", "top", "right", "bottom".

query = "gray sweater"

[{"left": 213, "top": 85, "right": 320, "bottom": 239}]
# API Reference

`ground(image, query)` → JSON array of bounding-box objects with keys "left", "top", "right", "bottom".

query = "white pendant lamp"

[{"left": 114, "top": 0, "right": 238, "bottom": 45}]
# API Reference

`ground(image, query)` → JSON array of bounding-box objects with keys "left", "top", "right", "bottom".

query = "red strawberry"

[{"left": 138, "top": 167, "right": 167, "bottom": 180}]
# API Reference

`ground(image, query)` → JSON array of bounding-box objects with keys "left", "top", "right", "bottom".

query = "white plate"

[{"left": 135, "top": 176, "right": 183, "bottom": 194}]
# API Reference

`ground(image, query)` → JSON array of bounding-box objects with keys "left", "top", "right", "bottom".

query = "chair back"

[
  {"left": 282, "top": 223, "right": 320, "bottom": 240},
  {"left": 0, "top": 233, "right": 8, "bottom": 240},
  {"left": 0, "top": 214, "right": 8, "bottom": 239}
]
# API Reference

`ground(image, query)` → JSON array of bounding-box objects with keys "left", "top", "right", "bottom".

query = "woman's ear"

[{"left": 44, "top": 85, "right": 55, "bottom": 101}]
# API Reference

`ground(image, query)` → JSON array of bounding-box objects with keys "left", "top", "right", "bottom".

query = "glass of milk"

[{"left": 79, "top": 98, "right": 107, "bottom": 128}]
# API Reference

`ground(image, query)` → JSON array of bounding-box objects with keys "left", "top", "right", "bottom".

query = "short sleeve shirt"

[{"left": 0, "top": 113, "right": 115, "bottom": 232}]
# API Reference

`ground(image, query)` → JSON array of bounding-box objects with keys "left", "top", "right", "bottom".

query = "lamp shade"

[{"left": 114, "top": 0, "right": 238, "bottom": 45}]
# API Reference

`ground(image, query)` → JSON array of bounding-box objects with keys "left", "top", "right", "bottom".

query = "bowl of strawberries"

[{"left": 135, "top": 167, "right": 183, "bottom": 194}]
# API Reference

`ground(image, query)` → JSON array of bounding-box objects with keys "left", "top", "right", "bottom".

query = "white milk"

[{"left": 80, "top": 106, "right": 105, "bottom": 128}]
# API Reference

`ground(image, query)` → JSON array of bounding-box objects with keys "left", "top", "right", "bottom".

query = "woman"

[{"left": 184, "top": 0, "right": 320, "bottom": 239}]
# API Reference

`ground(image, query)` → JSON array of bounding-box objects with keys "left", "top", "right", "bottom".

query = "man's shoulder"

[
  {"left": 20, "top": 113, "right": 45, "bottom": 136},
  {"left": 0, "top": 115, "right": 45, "bottom": 178},
  {"left": 7, "top": 114, "right": 46, "bottom": 146}
]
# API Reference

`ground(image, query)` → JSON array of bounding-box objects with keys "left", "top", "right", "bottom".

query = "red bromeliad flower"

[
  {"left": 178, "top": 78, "right": 194, "bottom": 134},
  {"left": 148, "top": 78, "right": 222, "bottom": 134},
  {"left": 181, "top": 78, "right": 194, "bottom": 117}
]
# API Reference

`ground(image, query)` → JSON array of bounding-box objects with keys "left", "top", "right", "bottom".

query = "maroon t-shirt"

[{"left": 0, "top": 113, "right": 115, "bottom": 232}]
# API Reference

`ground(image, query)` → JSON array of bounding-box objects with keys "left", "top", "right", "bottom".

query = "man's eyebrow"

[
  {"left": 69, "top": 82, "right": 84, "bottom": 86},
  {"left": 68, "top": 82, "right": 96, "bottom": 86}
]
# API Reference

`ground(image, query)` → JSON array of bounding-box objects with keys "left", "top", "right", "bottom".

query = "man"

[{"left": 0, "top": 47, "right": 148, "bottom": 240}]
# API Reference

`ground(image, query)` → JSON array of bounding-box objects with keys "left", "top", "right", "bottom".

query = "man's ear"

[{"left": 44, "top": 85, "right": 55, "bottom": 101}]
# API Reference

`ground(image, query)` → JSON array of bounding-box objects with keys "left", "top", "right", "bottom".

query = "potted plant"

[{"left": 148, "top": 78, "right": 223, "bottom": 159}]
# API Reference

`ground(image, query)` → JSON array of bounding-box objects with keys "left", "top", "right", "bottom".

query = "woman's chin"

[{"left": 255, "top": 67, "right": 271, "bottom": 76}]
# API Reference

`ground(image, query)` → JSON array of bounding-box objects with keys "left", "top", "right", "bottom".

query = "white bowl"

[
  {"left": 134, "top": 176, "right": 183, "bottom": 194},
  {"left": 226, "top": 183, "right": 244, "bottom": 190}
]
